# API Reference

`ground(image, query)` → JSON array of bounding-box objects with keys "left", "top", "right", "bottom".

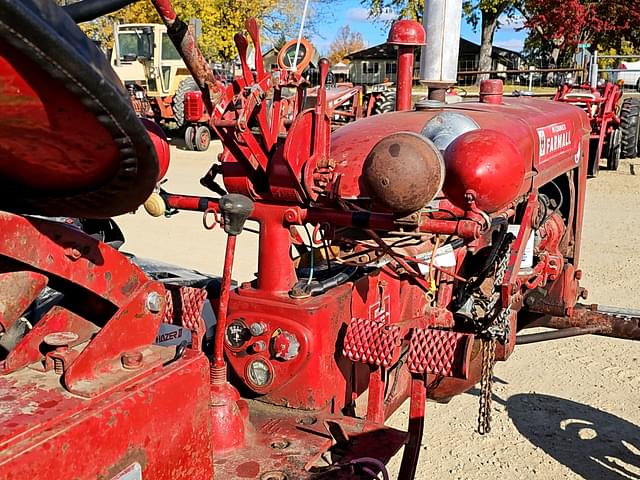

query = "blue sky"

[{"left": 307, "top": 0, "right": 527, "bottom": 54}]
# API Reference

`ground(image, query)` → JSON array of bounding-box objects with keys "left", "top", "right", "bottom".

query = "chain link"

[
  {"left": 478, "top": 338, "right": 496, "bottom": 435},
  {"left": 477, "top": 236, "right": 511, "bottom": 434}
]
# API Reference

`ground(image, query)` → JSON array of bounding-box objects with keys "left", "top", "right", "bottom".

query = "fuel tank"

[{"left": 328, "top": 97, "right": 591, "bottom": 213}]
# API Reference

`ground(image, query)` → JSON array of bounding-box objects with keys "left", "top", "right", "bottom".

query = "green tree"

[
  {"left": 66, "top": 0, "right": 331, "bottom": 60},
  {"left": 328, "top": 25, "right": 366, "bottom": 64}
]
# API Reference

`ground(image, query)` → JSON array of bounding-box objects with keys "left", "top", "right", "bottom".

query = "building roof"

[{"left": 346, "top": 38, "right": 521, "bottom": 61}]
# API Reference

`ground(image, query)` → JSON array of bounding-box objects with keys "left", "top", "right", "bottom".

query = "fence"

[
  {"left": 592, "top": 53, "right": 640, "bottom": 91},
  {"left": 455, "top": 67, "right": 586, "bottom": 89}
]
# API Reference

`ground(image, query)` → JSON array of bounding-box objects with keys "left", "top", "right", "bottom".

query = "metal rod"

[{"left": 516, "top": 326, "right": 604, "bottom": 345}]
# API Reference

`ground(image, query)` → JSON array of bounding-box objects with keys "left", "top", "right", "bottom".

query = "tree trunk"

[{"left": 477, "top": 11, "right": 499, "bottom": 83}]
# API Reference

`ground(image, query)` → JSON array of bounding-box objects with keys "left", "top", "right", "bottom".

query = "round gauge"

[
  {"left": 276, "top": 38, "right": 314, "bottom": 74},
  {"left": 225, "top": 319, "right": 251, "bottom": 349},
  {"left": 246, "top": 358, "right": 273, "bottom": 388}
]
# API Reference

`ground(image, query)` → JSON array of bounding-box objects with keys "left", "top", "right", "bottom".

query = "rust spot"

[
  {"left": 121, "top": 275, "right": 139, "bottom": 296},
  {"left": 39, "top": 400, "right": 58, "bottom": 408},
  {"left": 236, "top": 461, "right": 261, "bottom": 478}
]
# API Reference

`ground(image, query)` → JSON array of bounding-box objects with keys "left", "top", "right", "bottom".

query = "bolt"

[
  {"left": 64, "top": 247, "right": 82, "bottom": 260},
  {"left": 270, "top": 439, "right": 290, "bottom": 450},
  {"left": 296, "top": 416, "right": 317, "bottom": 425},
  {"left": 121, "top": 350, "right": 143, "bottom": 370},
  {"left": 43, "top": 331, "right": 78, "bottom": 347},
  {"left": 251, "top": 340, "right": 267, "bottom": 353},
  {"left": 525, "top": 295, "right": 537, "bottom": 307},
  {"left": 145, "top": 292, "right": 163, "bottom": 314}
]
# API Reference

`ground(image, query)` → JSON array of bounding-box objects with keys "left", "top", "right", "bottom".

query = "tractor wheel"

[
  {"left": 606, "top": 128, "right": 622, "bottom": 171},
  {"left": 173, "top": 77, "right": 199, "bottom": 128},
  {"left": 371, "top": 91, "right": 396, "bottom": 115},
  {"left": 195, "top": 126, "right": 211, "bottom": 151},
  {"left": 619, "top": 98, "right": 640, "bottom": 159},
  {"left": 587, "top": 138, "right": 600, "bottom": 178},
  {"left": 184, "top": 125, "right": 196, "bottom": 150}
]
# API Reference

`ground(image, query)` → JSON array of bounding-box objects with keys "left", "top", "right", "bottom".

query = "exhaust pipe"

[{"left": 420, "top": 0, "right": 463, "bottom": 101}]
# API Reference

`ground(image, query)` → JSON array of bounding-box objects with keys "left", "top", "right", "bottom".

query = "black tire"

[
  {"left": 173, "top": 77, "right": 199, "bottom": 128},
  {"left": 184, "top": 125, "right": 195, "bottom": 150},
  {"left": 587, "top": 138, "right": 600, "bottom": 178},
  {"left": 195, "top": 126, "right": 211, "bottom": 152},
  {"left": 606, "top": 128, "right": 622, "bottom": 171},
  {"left": 371, "top": 91, "right": 396, "bottom": 115},
  {"left": 620, "top": 98, "right": 640, "bottom": 159}
]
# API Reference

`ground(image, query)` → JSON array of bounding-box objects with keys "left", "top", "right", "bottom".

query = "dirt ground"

[{"left": 116, "top": 140, "right": 640, "bottom": 480}]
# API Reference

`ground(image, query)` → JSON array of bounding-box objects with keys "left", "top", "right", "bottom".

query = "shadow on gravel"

[{"left": 507, "top": 393, "right": 640, "bottom": 479}]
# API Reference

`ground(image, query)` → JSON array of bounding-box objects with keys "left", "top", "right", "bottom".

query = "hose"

[{"left": 63, "top": 0, "right": 140, "bottom": 23}]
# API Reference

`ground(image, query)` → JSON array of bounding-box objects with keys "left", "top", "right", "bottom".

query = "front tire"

[
  {"left": 606, "top": 128, "right": 622, "bottom": 171},
  {"left": 184, "top": 125, "right": 195, "bottom": 150},
  {"left": 620, "top": 98, "right": 640, "bottom": 159},
  {"left": 195, "top": 126, "right": 211, "bottom": 151}
]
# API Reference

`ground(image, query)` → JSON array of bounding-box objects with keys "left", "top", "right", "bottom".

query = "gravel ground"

[{"left": 117, "top": 142, "right": 640, "bottom": 480}]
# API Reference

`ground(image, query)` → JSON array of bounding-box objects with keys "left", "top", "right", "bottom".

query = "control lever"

[
  {"left": 211, "top": 194, "right": 254, "bottom": 374},
  {"left": 208, "top": 194, "right": 254, "bottom": 452}
]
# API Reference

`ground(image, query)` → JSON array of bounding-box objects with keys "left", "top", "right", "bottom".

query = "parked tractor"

[
  {"left": 553, "top": 80, "right": 640, "bottom": 175},
  {"left": 111, "top": 22, "right": 200, "bottom": 126},
  {"left": 1, "top": 0, "right": 640, "bottom": 479}
]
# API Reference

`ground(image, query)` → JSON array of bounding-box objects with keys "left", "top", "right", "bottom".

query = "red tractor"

[
  {"left": 554, "top": 80, "right": 640, "bottom": 176},
  {"left": 1, "top": 1, "right": 639, "bottom": 479}
]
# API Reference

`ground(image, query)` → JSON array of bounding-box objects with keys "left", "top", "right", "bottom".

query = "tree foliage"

[
  {"left": 523, "top": 0, "right": 640, "bottom": 63},
  {"left": 72, "top": 0, "right": 329, "bottom": 60},
  {"left": 327, "top": 25, "right": 366, "bottom": 64}
]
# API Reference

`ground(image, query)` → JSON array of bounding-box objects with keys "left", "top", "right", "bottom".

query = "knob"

[
  {"left": 271, "top": 331, "right": 300, "bottom": 361},
  {"left": 219, "top": 194, "right": 254, "bottom": 236}
]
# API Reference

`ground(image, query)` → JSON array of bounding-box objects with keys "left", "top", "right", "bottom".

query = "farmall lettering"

[{"left": 537, "top": 122, "right": 573, "bottom": 161}]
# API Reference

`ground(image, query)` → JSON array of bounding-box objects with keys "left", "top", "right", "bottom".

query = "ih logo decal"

[
  {"left": 537, "top": 122, "right": 573, "bottom": 161},
  {"left": 369, "top": 294, "right": 391, "bottom": 323}
]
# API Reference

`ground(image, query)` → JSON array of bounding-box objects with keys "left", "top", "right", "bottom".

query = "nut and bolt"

[
  {"left": 270, "top": 439, "right": 290, "bottom": 450},
  {"left": 145, "top": 292, "right": 163, "bottom": 314},
  {"left": 121, "top": 350, "right": 144, "bottom": 370}
]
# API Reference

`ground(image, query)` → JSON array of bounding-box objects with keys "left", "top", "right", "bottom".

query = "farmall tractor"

[
  {"left": 554, "top": 79, "right": 640, "bottom": 176},
  {"left": 1, "top": 0, "right": 640, "bottom": 479}
]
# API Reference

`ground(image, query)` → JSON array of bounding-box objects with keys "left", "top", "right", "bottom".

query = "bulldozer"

[{"left": 111, "top": 22, "right": 198, "bottom": 126}]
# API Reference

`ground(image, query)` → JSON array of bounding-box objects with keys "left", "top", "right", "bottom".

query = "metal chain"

[
  {"left": 478, "top": 338, "right": 496, "bottom": 435},
  {"left": 478, "top": 238, "right": 511, "bottom": 435}
]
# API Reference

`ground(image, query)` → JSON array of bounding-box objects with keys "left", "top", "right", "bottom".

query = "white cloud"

[
  {"left": 346, "top": 7, "right": 396, "bottom": 22},
  {"left": 495, "top": 38, "right": 525, "bottom": 52},
  {"left": 499, "top": 13, "right": 526, "bottom": 31}
]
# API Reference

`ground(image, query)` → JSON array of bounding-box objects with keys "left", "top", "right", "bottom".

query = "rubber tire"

[
  {"left": 173, "top": 77, "right": 199, "bottom": 128},
  {"left": 195, "top": 126, "right": 211, "bottom": 152},
  {"left": 620, "top": 98, "right": 640, "bottom": 159},
  {"left": 372, "top": 91, "right": 396, "bottom": 115},
  {"left": 184, "top": 125, "right": 195, "bottom": 150},
  {"left": 606, "top": 128, "right": 622, "bottom": 171},
  {"left": 587, "top": 138, "right": 600, "bottom": 178}
]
